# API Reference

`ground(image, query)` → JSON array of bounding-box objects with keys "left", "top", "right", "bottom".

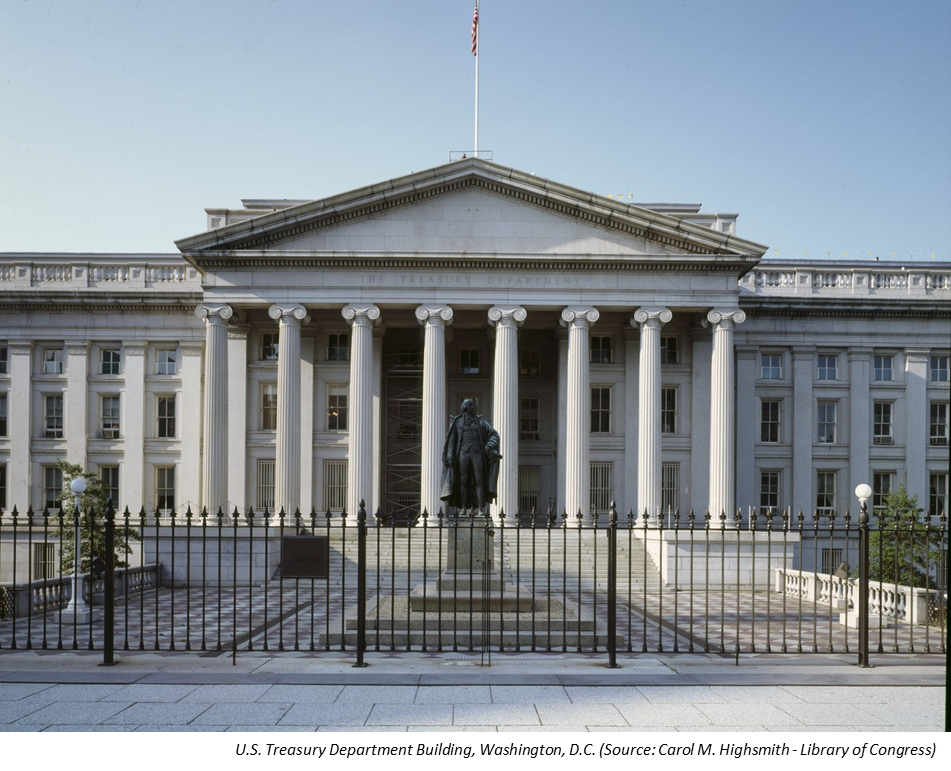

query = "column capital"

[
  {"left": 561, "top": 307, "right": 599, "bottom": 327},
  {"left": 180, "top": 342, "right": 204, "bottom": 358},
  {"left": 848, "top": 346, "right": 872, "bottom": 362},
  {"left": 8, "top": 340, "right": 35, "bottom": 356},
  {"left": 226, "top": 323, "right": 250, "bottom": 340},
  {"left": 123, "top": 341, "right": 148, "bottom": 355},
  {"left": 65, "top": 341, "right": 90, "bottom": 355},
  {"left": 632, "top": 307, "right": 672, "bottom": 327},
  {"left": 706, "top": 308, "right": 746, "bottom": 327},
  {"left": 488, "top": 306, "right": 527, "bottom": 328},
  {"left": 905, "top": 348, "right": 931, "bottom": 364},
  {"left": 416, "top": 305, "right": 453, "bottom": 326},
  {"left": 196, "top": 304, "right": 234, "bottom": 323},
  {"left": 268, "top": 304, "right": 307, "bottom": 324},
  {"left": 736, "top": 346, "right": 758, "bottom": 361},
  {"left": 791, "top": 345, "right": 817, "bottom": 361},
  {"left": 342, "top": 304, "right": 381, "bottom": 326}
]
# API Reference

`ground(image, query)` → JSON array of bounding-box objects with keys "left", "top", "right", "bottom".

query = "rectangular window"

[
  {"left": 261, "top": 384, "right": 277, "bottom": 430},
  {"left": 661, "top": 387, "right": 677, "bottom": 434},
  {"left": 518, "top": 466, "right": 541, "bottom": 515},
  {"left": 874, "top": 354, "right": 894, "bottom": 381},
  {"left": 817, "top": 354, "right": 838, "bottom": 381},
  {"left": 156, "top": 349, "right": 177, "bottom": 375},
  {"left": 816, "top": 471, "right": 836, "bottom": 514},
  {"left": 591, "top": 387, "right": 611, "bottom": 433},
  {"left": 45, "top": 394, "right": 64, "bottom": 438},
  {"left": 519, "top": 396, "right": 540, "bottom": 440},
  {"left": 33, "top": 543, "right": 56, "bottom": 580},
  {"left": 101, "top": 395, "right": 120, "bottom": 439},
  {"left": 760, "top": 470, "right": 781, "bottom": 512},
  {"left": 257, "top": 459, "right": 275, "bottom": 512},
  {"left": 761, "top": 353, "right": 782, "bottom": 379},
  {"left": 0, "top": 393, "right": 6, "bottom": 437},
  {"left": 661, "top": 463, "right": 679, "bottom": 514},
  {"left": 660, "top": 336, "right": 679, "bottom": 365},
  {"left": 43, "top": 466, "right": 63, "bottom": 510},
  {"left": 873, "top": 401, "right": 893, "bottom": 445},
  {"left": 398, "top": 347, "right": 422, "bottom": 367},
  {"left": 519, "top": 349, "right": 541, "bottom": 376},
  {"left": 261, "top": 332, "right": 279, "bottom": 361},
  {"left": 327, "top": 333, "right": 349, "bottom": 362},
  {"left": 761, "top": 400, "right": 781, "bottom": 443},
  {"left": 0, "top": 346, "right": 7, "bottom": 374},
  {"left": 872, "top": 471, "right": 894, "bottom": 513},
  {"left": 157, "top": 396, "right": 176, "bottom": 438},
  {"left": 156, "top": 466, "right": 175, "bottom": 513},
  {"left": 590, "top": 336, "right": 613, "bottom": 364},
  {"left": 101, "top": 348, "right": 121, "bottom": 375},
  {"left": 397, "top": 397, "right": 421, "bottom": 437},
  {"left": 43, "top": 348, "right": 64, "bottom": 375},
  {"left": 930, "top": 473, "right": 948, "bottom": 518},
  {"left": 323, "top": 459, "right": 347, "bottom": 513},
  {"left": 460, "top": 349, "right": 480, "bottom": 374},
  {"left": 930, "top": 402, "right": 949, "bottom": 446},
  {"left": 817, "top": 401, "right": 837, "bottom": 444},
  {"left": 101, "top": 466, "right": 120, "bottom": 508},
  {"left": 0, "top": 464, "right": 5, "bottom": 511},
  {"left": 931, "top": 355, "right": 950, "bottom": 382},
  {"left": 327, "top": 385, "right": 348, "bottom": 431},
  {"left": 821, "top": 548, "right": 844, "bottom": 576},
  {"left": 590, "top": 461, "right": 613, "bottom": 514}
]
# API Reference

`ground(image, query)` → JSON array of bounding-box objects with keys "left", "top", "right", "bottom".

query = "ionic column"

[
  {"left": 707, "top": 309, "right": 746, "bottom": 526},
  {"left": 416, "top": 306, "right": 453, "bottom": 523},
  {"left": 268, "top": 304, "right": 307, "bottom": 516},
  {"left": 634, "top": 308, "right": 672, "bottom": 524},
  {"left": 561, "top": 307, "right": 599, "bottom": 525},
  {"left": 489, "top": 306, "right": 526, "bottom": 520},
  {"left": 196, "top": 304, "right": 232, "bottom": 515},
  {"left": 343, "top": 305, "right": 381, "bottom": 520}
]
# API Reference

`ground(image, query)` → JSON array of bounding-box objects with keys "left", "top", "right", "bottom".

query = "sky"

[{"left": 1, "top": 0, "right": 949, "bottom": 261}]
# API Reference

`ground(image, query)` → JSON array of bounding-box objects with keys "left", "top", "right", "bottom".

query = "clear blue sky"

[{"left": 2, "top": 0, "right": 949, "bottom": 261}]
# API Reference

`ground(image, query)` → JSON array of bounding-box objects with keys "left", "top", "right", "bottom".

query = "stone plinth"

[{"left": 143, "top": 528, "right": 283, "bottom": 587}]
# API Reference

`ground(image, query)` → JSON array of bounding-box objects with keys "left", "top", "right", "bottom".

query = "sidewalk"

[{"left": 0, "top": 650, "right": 944, "bottom": 731}]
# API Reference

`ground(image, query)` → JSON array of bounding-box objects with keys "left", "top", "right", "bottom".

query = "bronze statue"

[{"left": 440, "top": 399, "right": 501, "bottom": 515}]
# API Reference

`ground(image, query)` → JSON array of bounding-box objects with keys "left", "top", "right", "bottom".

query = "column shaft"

[
  {"left": 634, "top": 309, "right": 671, "bottom": 522},
  {"left": 226, "top": 325, "right": 248, "bottom": 511},
  {"left": 417, "top": 306, "right": 453, "bottom": 522},
  {"left": 269, "top": 304, "right": 307, "bottom": 515},
  {"left": 489, "top": 307, "right": 526, "bottom": 519},
  {"left": 197, "top": 304, "right": 232, "bottom": 514},
  {"left": 562, "top": 308, "right": 599, "bottom": 524},
  {"left": 344, "top": 305, "right": 381, "bottom": 519},
  {"left": 708, "top": 309, "right": 745, "bottom": 525}
]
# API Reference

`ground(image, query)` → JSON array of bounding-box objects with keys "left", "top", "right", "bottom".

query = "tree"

[
  {"left": 867, "top": 485, "right": 944, "bottom": 588},
  {"left": 55, "top": 459, "right": 139, "bottom": 573}
]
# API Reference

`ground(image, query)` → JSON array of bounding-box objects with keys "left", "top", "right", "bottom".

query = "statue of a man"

[{"left": 440, "top": 399, "right": 501, "bottom": 515}]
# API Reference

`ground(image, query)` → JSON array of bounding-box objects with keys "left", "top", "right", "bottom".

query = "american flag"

[{"left": 471, "top": 3, "right": 478, "bottom": 56}]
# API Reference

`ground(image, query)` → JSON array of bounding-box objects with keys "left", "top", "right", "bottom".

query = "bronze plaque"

[{"left": 281, "top": 536, "right": 329, "bottom": 579}]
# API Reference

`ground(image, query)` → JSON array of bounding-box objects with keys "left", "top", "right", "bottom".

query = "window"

[
  {"left": 520, "top": 349, "right": 540, "bottom": 376},
  {"left": 100, "top": 395, "right": 120, "bottom": 439},
  {"left": 817, "top": 354, "right": 838, "bottom": 381},
  {"left": 817, "top": 401, "right": 837, "bottom": 444},
  {"left": 761, "top": 400, "right": 781, "bottom": 443},
  {"left": 460, "top": 349, "right": 480, "bottom": 374},
  {"left": 101, "top": 466, "right": 120, "bottom": 507},
  {"left": 156, "top": 349, "right": 177, "bottom": 375},
  {"left": 872, "top": 472, "right": 894, "bottom": 513},
  {"left": 760, "top": 470, "right": 781, "bottom": 512},
  {"left": 261, "top": 384, "right": 277, "bottom": 430},
  {"left": 257, "top": 459, "right": 275, "bottom": 511},
  {"left": 0, "top": 464, "right": 6, "bottom": 511},
  {"left": 156, "top": 466, "right": 175, "bottom": 513},
  {"left": 43, "top": 466, "right": 63, "bottom": 510},
  {"left": 660, "top": 336, "right": 679, "bottom": 365},
  {"left": 33, "top": 543, "right": 56, "bottom": 580},
  {"left": 101, "top": 348, "right": 121, "bottom": 375},
  {"left": 930, "top": 473, "right": 948, "bottom": 518},
  {"left": 43, "top": 347, "right": 64, "bottom": 374},
  {"left": 661, "top": 463, "right": 679, "bottom": 514},
  {"left": 821, "top": 548, "right": 844, "bottom": 576},
  {"left": 157, "top": 396, "right": 176, "bottom": 438},
  {"left": 327, "top": 333, "right": 349, "bottom": 362},
  {"left": 397, "top": 397, "right": 421, "bottom": 437},
  {"left": 930, "top": 402, "right": 949, "bottom": 446},
  {"left": 0, "top": 346, "right": 6, "bottom": 374},
  {"left": 874, "top": 354, "right": 894, "bottom": 381},
  {"left": 590, "top": 336, "right": 613, "bottom": 364},
  {"left": 591, "top": 387, "right": 611, "bottom": 433},
  {"left": 519, "top": 396, "right": 539, "bottom": 440},
  {"left": 45, "top": 395, "right": 64, "bottom": 438},
  {"left": 397, "top": 347, "right": 422, "bottom": 367},
  {"left": 590, "top": 461, "right": 613, "bottom": 513},
  {"left": 518, "top": 466, "right": 541, "bottom": 515},
  {"left": 0, "top": 393, "right": 6, "bottom": 437},
  {"left": 931, "top": 355, "right": 949, "bottom": 382},
  {"left": 761, "top": 353, "right": 782, "bottom": 379},
  {"left": 661, "top": 387, "right": 677, "bottom": 434},
  {"left": 873, "top": 401, "right": 893, "bottom": 445},
  {"left": 816, "top": 471, "right": 836, "bottom": 514},
  {"left": 327, "top": 385, "right": 348, "bottom": 431},
  {"left": 261, "top": 332, "right": 279, "bottom": 361},
  {"left": 323, "top": 459, "right": 347, "bottom": 513}
]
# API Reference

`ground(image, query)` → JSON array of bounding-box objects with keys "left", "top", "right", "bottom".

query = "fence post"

[
  {"left": 101, "top": 499, "right": 116, "bottom": 666},
  {"left": 606, "top": 501, "right": 619, "bottom": 668},
  {"left": 858, "top": 496, "right": 870, "bottom": 668},
  {"left": 353, "top": 499, "right": 368, "bottom": 668}
]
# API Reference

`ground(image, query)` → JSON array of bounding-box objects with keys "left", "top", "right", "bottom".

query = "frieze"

[{"left": 358, "top": 272, "right": 584, "bottom": 288}]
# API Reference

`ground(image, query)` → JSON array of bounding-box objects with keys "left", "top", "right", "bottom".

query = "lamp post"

[
  {"left": 855, "top": 483, "right": 872, "bottom": 668},
  {"left": 64, "top": 477, "right": 98, "bottom": 621}
]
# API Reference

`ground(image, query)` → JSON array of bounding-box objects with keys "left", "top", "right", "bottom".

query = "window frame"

[
  {"left": 661, "top": 386, "right": 677, "bottom": 434},
  {"left": 817, "top": 353, "right": 838, "bottom": 381},
  {"left": 760, "top": 470, "right": 781, "bottom": 512},
  {"left": 817, "top": 400, "right": 837, "bottom": 444},
  {"left": 323, "top": 459, "right": 347, "bottom": 514},
  {"left": 155, "top": 349, "right": 178, "bottom": 375},
  {"left": 760, "top": 399, "right": 781, "bottom": 443},
  {"left": 327, "top": 384, "right": 349, "bottom": 431},
  {"left": 816, "top": 470, "right": 836, "bottom": 514},
  {"left": 43, "top": 465, "right": 63, "bottom": 511},
  {"left": 873, "top": 401, "right": 893, "bottom": 445},
  {"left": 156, "top": 395, "right": 176, "bottom": 439},
  {"left": 261, "top": 383, "right": 277, "bottom": 431},
  {"left": 155, "top": 466, "right": 175, "bottom": 513},
  {"left": 589, "top": 461, "right": 614, "bottom": 513},
  {"left": 930, "top": 402, "right": 949, "bottom": 446},
  {"left": 100, "top": 466, "right": 120, "bottom": 508},
  {"left": 590, "top": 386, "right": 611, "bottom": 434},
  {"left": 260, "top": 332, "right": 279, "bottom": 361},
  {"left": 44, "top": 394, "right": 64, "bottom": 439},
  {"left": 930, "top": 355, "right": 950, "bottom": 382},
  {"left": 760, "top": 353, "right": 783, "bottom": 380},
  {"left": 327, "top": 333, "right": 349, "bottom": 362},
  {"left": 460, "top": 348, "right": 481, "bottom": 375},
  {"left": 874, "top": 354, "right": 895, "bottom": 382},
  {"left": 590, "top": 336, "right": 613, "bottom": 364},
  {"left": 43, "top": 347, "right": 64, "bottom": 375},
  {"left": 100, "top": 348, "right": 121, "bottom": 376},
  {"left": 519, "top": 396, "right": 540, "bottom": 441},
  {"left": 100, "top": 394, "right": 121, "bottom": 439},
  {"left": 660, "top": 336, "right": 679, "bottom": 365}
]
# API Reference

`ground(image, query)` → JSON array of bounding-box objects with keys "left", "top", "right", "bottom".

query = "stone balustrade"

[
  {"left": 0, "top": 259, "right": 201, "bottom": 290},
  {"left": 741, "top": 263, "right": 951, "bottom": 297}
]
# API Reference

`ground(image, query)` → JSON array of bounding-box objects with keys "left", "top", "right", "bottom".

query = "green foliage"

[
  {"left": 867, "top": 485, "right": 944, "bottom": 588},
  {"left": 55, "top": 459, "right": 139, "bottom": 573}
]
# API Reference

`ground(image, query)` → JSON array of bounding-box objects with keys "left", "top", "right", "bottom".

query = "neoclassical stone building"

[{"left": 1, "top": 159, "right": 949, "bottom": 558}]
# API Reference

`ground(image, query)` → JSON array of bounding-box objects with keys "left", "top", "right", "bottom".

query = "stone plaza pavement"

[{"left": 0, "top": 649, "right": 944, "bottom": 732}]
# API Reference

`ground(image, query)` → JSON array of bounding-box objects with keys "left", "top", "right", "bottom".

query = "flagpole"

[{"left": 473, "top": 1, "right": 479, "bottom": 157}]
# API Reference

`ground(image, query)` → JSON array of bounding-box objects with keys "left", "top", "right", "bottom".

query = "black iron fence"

[{"left": 0, "top": 502, "right": 946, "bottom": 667}]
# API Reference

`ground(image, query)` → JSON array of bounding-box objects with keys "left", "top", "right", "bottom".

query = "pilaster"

[
  {"left": 735, "top": 347, "right": 758, "bottom": 515},
  {"left": 904, "top": 348, "right": 930, "bottom": 503},
  {"left": 848, "top": 347, "right": 872, "bottom": 505},
  {"left": 792, "top": 346, "right": 816, "bottom": 518},
  {"left": 65, "top": 342, "right": 90, "bottom": 467},
  {"left": 8, "top": 342, "right": 33, "bottom": 507},
  {"left": 179, "top": 341, "right": 204, "bottom": 514},
  {"left": 122, "top": 342, "right": 147, "bottom": 510}
]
